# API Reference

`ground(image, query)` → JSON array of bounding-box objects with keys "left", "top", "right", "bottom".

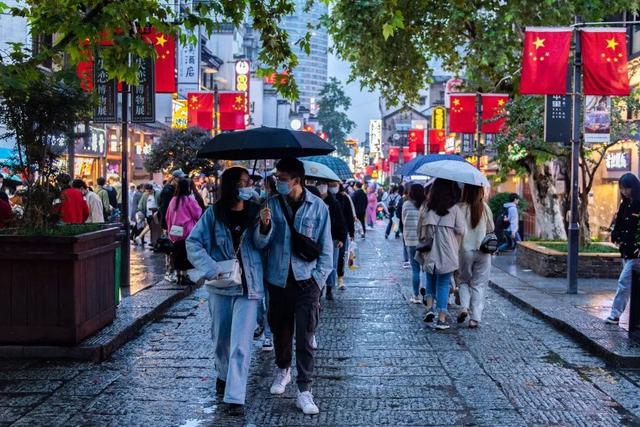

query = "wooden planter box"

[
  {"left": 516, "top": 241, "right": 621, "bottom": 279},
  {"left": 0, "top": 227, "right": 120, "bottom": 345}
]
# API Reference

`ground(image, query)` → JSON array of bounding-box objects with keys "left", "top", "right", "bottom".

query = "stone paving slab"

[
  {"left": 489, "top": 259, "right": 640, "bottom": 368},
  {"left": 1, "top": 223, "right": 640, "bottom": 425}
]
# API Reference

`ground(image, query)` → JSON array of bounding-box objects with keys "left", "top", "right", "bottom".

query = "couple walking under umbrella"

[{"left": 187, "top": 129, "right": 335, "bottom": 416}]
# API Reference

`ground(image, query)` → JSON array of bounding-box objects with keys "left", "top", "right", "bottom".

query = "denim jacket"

[
  {"left": 254, "top": 190, "right": 333, "bottom": 289},
  {"left": 186, "top": 202, "right": 265, "bottom": 299}
]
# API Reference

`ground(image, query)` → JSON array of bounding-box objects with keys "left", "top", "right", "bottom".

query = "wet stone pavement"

[{"left": 3, "top": 224, "right": 640, "bottom": 426}]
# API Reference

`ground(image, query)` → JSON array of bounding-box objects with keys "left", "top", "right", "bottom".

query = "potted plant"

[{"left": 0, "top": 46, "right": 119, "bottom": 345}]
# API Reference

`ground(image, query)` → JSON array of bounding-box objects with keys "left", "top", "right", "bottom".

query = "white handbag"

[
  {"left": 169, "top": 224, "right": 185, "bottom": 238},
  {"left": 204, "top": 259, "right": 243, "bottom": 288}
]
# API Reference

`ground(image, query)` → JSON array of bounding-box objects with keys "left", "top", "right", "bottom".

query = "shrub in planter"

[{"left": 0, "top": 47, "right": 119, "bottom": 344}]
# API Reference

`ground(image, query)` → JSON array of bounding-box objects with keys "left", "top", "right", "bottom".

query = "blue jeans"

[
  {"left": 327, "top": 241, "right": 340, "bottom": 288},
  {"left": 498, "top": 230, "right": 518, "bottom": 252},
  {"left": 207, "top": 288, "right": 258, "bottom": 404},
  {"left": 425, "top": 271, "right": 453, "bottom": 313},
  {"left": 407, "top": 246, "right": 421, "bottom": 297},
  {"left": 256, "top": 292, "right": 272, "bottom": 339},
  {"left": 611, "top": 258, "right": 640, "bottom": 318},
  {"left": 403, "top": 239, "right": 409, "bottom": 263}
]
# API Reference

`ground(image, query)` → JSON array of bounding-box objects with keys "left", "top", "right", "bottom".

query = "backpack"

[
  {"left": 107, "top": 186, "right": 118, "bottom": 208},
  {"left": 500, "top": 206, "right": 511, "bottom": 228}
]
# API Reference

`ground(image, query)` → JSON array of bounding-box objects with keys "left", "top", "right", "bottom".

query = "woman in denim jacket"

[{"left": 186, "top": 167, "right": 264, "bottom": 417}]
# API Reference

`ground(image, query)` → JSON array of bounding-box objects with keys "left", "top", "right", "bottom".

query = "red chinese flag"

[
  {"left": 187, "top": 93, "right": 213, "bottom": 130},
  {"left": 428, "top": 129, "right": 446, "bottom": 153},
  {"left": 520, "top": 27, "right": 572, "bottom": 95},
  {"left": 143, "top": 29, "right": 176, "bottom": 93},
  {"left": 449, "top": 94, "right": 477, "bottom": 133},
  {"left": 218, "top": 92, "right": 246, "bottom": 130},
  {"left": 481, "top": 94, "right": 509, "bottom": 134},
  {"left": 382, "top": 159, "right": 390, "bottom": 173},
  {"left": 408, "top": 129, "right": 425, "bottom": 154},
  {"left": 581, "top": 28, "right": 630, "bottom": 96},
  {"left": 388, "top": 146, "right": 400, "bottom": 163},
  {"left": 402, "top": 147, "right": 413, "bottom": 163}
]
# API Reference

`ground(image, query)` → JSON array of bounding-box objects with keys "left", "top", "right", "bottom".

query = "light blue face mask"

[
  {"left": 260, "top": 190, "right": 267, "bottom": 199},
  {"left": 238, "top": 187, "right": 254, "bottom": 201},
  {"left": 276, "top": 180, "right": 292, "bottom": 196}
]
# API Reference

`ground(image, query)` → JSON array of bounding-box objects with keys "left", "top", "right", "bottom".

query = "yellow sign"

[
  {"left": 432, "top": 106, "right": 446, "bottom": 130},
  {"left": 171, "top": 99, "right": 188, "bottom": 129}
]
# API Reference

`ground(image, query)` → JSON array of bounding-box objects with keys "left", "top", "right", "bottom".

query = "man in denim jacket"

[{"left": 255, "top": 157, "right": 333, "bottom": 415}]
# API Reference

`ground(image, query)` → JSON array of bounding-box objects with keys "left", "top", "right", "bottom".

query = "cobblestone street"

[{"left": 2, "top": 224, "right": 640, "bottom": 426}]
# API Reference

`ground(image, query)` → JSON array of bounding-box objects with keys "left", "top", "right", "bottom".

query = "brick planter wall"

[{"left": 516, "top": 241, "right": 622, "bottom": 279}]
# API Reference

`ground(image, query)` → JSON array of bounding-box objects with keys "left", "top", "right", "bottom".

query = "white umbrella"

[
  {"left": 302, "top": 160, "right": 341, "bottom": 182},
  {"left": 415, "top": 160, "right": 490, "bottom": 187}
]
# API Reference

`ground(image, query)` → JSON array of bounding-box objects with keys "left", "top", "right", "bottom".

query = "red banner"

[
  {"left": 520, "top": 27, "right": 571, "bottom": 95},
  {"left": 382, "top": 159, "right": 390, "bottom": 173},
  {"left": 366, "top": 165, "right": 374, "bottom": 176},
  {"left": 388, "top": 146, "right": 400, "bottom": 163},
  {"left": 481, "top": 94, "right": 509, "bottom": 134},
  {"left": 187, "top": 92, "right": 213, "bottom": 130},
  {"left": 581, "top": 28, "right": 630, "bottom": 96},
  {"left": 402, "top": 147, "right": 413, "bottom": 163},
  {"left": 142, "top": 29, "right": 176, "bottom": 94},
  {"left": 449, "top": 94, "right": 477, "bottom": 133},
  {"left": 218, "top": 92, "right": 246, "bottom": 131},
  {"left": 408, "top": 129, "right": 425, "bottom": 154},
  {"left": 428, "top": 129, "right": 446, "bottom": 153}
]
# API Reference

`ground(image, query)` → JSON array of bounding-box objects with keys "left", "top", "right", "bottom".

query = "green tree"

[
  {"left": 0, "top": 0, "right": 309, "bottom": 99},
  {"left": 144, "top": 127, "right": 218, "bottom": 176},
  {"left": 317, "top": 77, "right": 355, "bottom": 156},
  {"left": 0, "top": 48, "right": 91, "bottom": 231}
]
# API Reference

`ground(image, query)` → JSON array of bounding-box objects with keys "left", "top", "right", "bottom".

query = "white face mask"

[
  {"left": 328, "top": 187, "right": 339, "bottom": 194},
  {"left": 317, "top": 184, "right": 328, "bottom": 194}
]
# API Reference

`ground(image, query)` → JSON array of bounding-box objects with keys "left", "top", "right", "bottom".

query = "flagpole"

[
  {"left": 475, "top": 93, "right": 481, "bottom": 169},
  {"left": 567, "top": 15, "right": 582, "bottom": 294}
]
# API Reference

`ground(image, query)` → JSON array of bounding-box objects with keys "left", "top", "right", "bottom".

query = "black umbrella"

[{"left": 197, "top": 126, "right": 335, "bottom": 160}]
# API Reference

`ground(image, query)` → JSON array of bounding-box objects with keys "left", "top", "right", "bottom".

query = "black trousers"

[
  {"left": 337, "top": 243, "right": 347, "bottom": 278},
  {"left": 268, "top": 276, "right": 321, "bottom": 392}
]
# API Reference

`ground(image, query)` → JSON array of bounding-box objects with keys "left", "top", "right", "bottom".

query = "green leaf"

[{"left": 382, "top": 23, "right": 394, "bottom": 40}]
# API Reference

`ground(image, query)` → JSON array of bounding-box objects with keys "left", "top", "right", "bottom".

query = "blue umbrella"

[
  {"left": 395, "top": 154, "right": 467, "bottom": 176},
  {"left": 301, "top": 155, "right": 353, "bottom": 181}
]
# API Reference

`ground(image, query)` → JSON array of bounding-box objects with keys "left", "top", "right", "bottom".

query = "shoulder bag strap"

[{"left": 277, "top": 195, "right": 296, "bottom": 232}]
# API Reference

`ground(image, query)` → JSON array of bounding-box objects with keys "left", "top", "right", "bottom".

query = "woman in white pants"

[{"left": 457, "top": 185, "right": 494, "bottom": 328}]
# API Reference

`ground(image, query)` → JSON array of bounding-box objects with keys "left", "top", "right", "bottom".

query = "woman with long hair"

[
  {"left": 417, "top": 178, "right": 465, "bottom": 330},
  {"left": 186, "top": 167, "right": 264, "bottom": 416},
  {"left": 607, "top": 173, "right": 640, "bottom": 324},
  {"left": 366, "top": 184, "right": 378, "bottom": 228},
  {"left": 166, "top": 178, "right": 202, "bottom": 284},
  {"left": 457, "top": 185, "right": 494, "bottom": 328},
  {"left": 403, "top": 183, "right": 426, "bottom": 303}
]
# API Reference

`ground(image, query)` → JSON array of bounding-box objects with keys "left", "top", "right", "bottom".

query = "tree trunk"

[
  {"left": 578, "top": 189, "right": 592, "bottom": 247},
  {"left": 527, "top": 161, "right": 567, "bottom": 240}
]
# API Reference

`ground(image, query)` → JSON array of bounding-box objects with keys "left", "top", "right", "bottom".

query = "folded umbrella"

[
  {"left": 414, "top": 160, "right": 490, "bottom": 187},
  {"left": 395, "top": 154, "right": 466, "bottom": 176},
  {"left": 302, "top": 160, "right": 341, "bottom": 182},
  {"left": 301, "top": 155, "right": 353, "bottom": 180},
  {"left": 197, "top": 126, "right": 335, "bottom": 160}
]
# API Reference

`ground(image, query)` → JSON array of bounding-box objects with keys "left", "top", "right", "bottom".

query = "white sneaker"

[
  {"left": 296, "top": 391, "right": 320, "bottom": 415},
  {"left": 310, "top": 335, "right": 318, "bottom": 350},
  {"left": 134, "top": 236, "right": 142, "bottom": 246},
  {"left": 409, "top": 295, "right": 421, "bottom": 304},
  {"left": 262, "top": 337, "right": 274, "bottom": 352},
  {"left": 269, "top": 368, "right": 291, "bottom": 395},
  {"left": 402, "top": 262, "right": 411, "bottom": 269}
]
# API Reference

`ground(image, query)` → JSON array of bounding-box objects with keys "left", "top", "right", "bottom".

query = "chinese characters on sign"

[
  {"left": 131, "top": 56, "right": 155, "bottom": 123},
  {"left": 461, "top": 134, "right": 474, "bottom": 153},
  {"left": 235, "top": 60, "right": 251, "bottom": 127},
  {"left": 369, "top": 119, "right": 382, "bottom": 156},
  {"left": 171, "top": 99, "right": 188, "bottom": 129},
  {"left": 431, "top": 106, "right": 446, "bottom": 130},
  {"left": 93, "top": 50, "right": 117, "bottom": 123},
  {"left": 177, "top": 28, "right": 200, "bottom": 99},
  {"left": 544, "top": 95, "right": 572, "bottom": 143},
  {"left": 605, "top": 150, "right": 631, "bottom": 171}
]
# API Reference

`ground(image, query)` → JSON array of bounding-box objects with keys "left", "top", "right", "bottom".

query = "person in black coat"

[
  {"left": 334, "top": 183, "right": 355, "bottom": 289},
  {"left": 316, "top": 181, "right": 347, "bottom": 300},
  {"left": 351, "top": 182, "right": 368, "bottom": 237},
  {"left": 607, "top": 173, "right": 640, "bottom": 324}
]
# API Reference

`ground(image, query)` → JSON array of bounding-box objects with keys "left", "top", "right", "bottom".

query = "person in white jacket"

[{"left": 457, "top": 185, "right": 494, "bottom": 328}]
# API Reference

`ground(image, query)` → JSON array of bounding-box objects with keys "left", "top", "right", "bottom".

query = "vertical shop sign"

[
  {"left": 235, "top": 60, "right": 251, "bottom": 127},
  {"left": 544, "top": 95, "right": 572, "bottom": 143},
  {"left": 131, "top": 56, "right": 155, "bottom": 123},
  {"left": 93, "top": 49, "right": 117, "bottom": 123}
]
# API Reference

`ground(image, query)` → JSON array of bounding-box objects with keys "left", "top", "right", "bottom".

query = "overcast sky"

[{"left": 327, "top": 54, "right": 380, "bottom": 144}]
